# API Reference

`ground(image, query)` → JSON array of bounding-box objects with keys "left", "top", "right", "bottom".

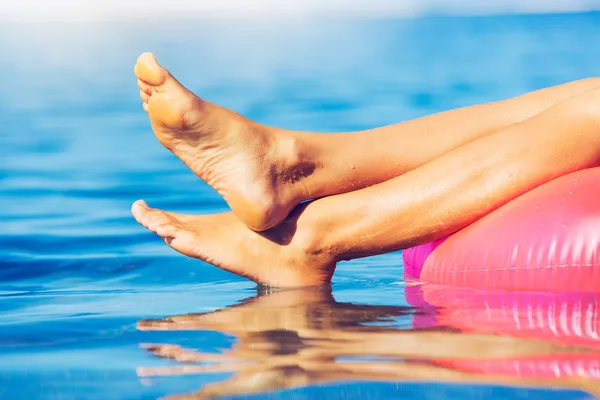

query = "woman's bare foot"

[
  {"left": 131, "top": 200, "right": 335, "bottom": 287},
  {"left": 134, "top": 52, "right": 317, "bottom": 231}
]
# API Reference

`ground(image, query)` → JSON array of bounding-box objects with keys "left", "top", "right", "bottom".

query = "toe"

[
  {"left": 134, "top": 52, "right": 167, "bottom": 86},
  {"left": 132, "top": 200, "right": 181, "bottom": 238},
  {"left": 134, "top": 53, "right": 198, "bottom": 128},
  {"left": 153, "top": 217, "right": 178, "bottom": 239},
  {"left": 135, "top": 52, "right": 190, "bottom": 97},
  {"left": 138, "top": 79, "right": 153, "bottom": 95},
  {"left": 131, "top": 200, "right": 151, "bottom": 227},
  {"left": 140, "top": 90, "right": 150, "bottom": 103},
  {"left": 145, "top": 209, "right": 173, "bottom": 231}
]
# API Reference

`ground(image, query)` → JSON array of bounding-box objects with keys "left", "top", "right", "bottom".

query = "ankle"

[
  {"left": 270, "top": 130, "right": 323, "bottom": 202},
  {"left": 287, "top": 203, "right": 339, "bottom": 269},
  {"left": 296, "top": 194, "right": 372, "bottom": 265}
]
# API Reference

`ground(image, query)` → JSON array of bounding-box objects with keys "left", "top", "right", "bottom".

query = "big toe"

[
  {"left": 131, "top": 199, "right": 151, "bottom": 225},
  {"left": 134, "top": 52, "right": 168, "bottom": 87},
  {"left": 131, "top": 200, "right": 178, "bottom": 238}
]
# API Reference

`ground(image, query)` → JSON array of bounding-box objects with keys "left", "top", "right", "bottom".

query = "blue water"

[{"left": 2, "top": 12, "right": 600, "bottom": 399}]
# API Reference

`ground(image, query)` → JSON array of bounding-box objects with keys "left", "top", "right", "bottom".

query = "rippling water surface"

[{"left": 2, "top": 12, "right": 600, "bottom": 399}]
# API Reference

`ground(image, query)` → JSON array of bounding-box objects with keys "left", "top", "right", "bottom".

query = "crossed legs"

[{"left": 132, "top": 53, "right": 600, "bottom": 287}]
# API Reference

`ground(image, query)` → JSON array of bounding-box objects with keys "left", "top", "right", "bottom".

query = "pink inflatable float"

[{"left": 403, "top": 168, "right": 600, "bottom": 292}]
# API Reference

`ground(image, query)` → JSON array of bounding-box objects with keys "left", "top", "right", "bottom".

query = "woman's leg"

[
  {"left": 135, "top": 52, "right": 599, "bottom": 230},
  {"left": 285, "top": 77, "right": 600, "bottom": 198},
  {"left": 132, "top": 87, "right": 600, "bottom": 287}
]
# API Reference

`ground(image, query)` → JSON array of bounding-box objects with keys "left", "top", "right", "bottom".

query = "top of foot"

[{"left": 134, "top": 52, "right": 312, "bottom": 231}]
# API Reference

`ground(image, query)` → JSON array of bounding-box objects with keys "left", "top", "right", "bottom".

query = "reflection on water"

[{"left": 137, "top": 285, "right": 600, "bottom": 398}]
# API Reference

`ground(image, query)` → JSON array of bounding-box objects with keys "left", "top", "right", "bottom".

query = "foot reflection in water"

[{"left": 136, "top": 285, "right": 600, "bottom": 399}]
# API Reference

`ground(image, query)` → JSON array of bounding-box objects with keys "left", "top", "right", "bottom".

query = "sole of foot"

[{"left": 134, "top": 52, "right": 315, "bottom": 231}]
